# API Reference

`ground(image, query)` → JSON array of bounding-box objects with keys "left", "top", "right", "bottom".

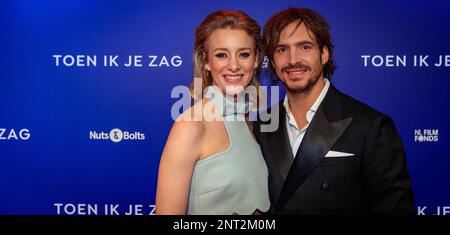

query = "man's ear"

[
  {"left": 321, "top": 46, "right": 329, "bottom": 65},
  {"left": 204, "top": 64, "right": 210, "bottom": 71}
]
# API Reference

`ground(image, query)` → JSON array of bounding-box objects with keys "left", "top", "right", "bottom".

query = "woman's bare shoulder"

[{"left": 170, "top": 99, "right": 210, "bottom": 143}]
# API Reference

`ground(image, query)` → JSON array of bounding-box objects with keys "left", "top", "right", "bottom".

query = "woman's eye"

[
  {"left": 215, "top": 53, "right": 227, "bottom": 59},
  {"left": 240, "top": 52, "right": 251, "bottom": 58}
]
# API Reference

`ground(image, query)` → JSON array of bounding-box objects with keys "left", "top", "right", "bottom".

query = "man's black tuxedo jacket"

[{"left": 254, "top": 84, "right": 414, "bottom": 214}]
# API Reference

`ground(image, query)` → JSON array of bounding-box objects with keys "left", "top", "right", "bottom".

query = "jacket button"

[{"left": 322, "top": 182, "right": 329, "bottom": 190}]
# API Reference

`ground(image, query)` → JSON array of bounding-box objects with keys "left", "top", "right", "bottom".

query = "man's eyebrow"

[
  {"left": 295, "top": 40, "right": 314, "bottom": 46},
  {"left": 276, "top": 40, "right": 314, "bottom": 48},
  {"left": 275, "top": 44, "right": 288, "bottom": 48}
]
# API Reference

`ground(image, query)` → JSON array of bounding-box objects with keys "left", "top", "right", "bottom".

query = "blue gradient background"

[{"left": 1, "top": 0, "right": 449, "bottom": 214}]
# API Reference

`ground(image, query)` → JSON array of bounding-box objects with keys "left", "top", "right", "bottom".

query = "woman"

[{"left": 155, "top": 10, "right": 270, "bottom": 215}]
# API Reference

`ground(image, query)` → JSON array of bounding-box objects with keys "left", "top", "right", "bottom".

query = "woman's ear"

[{"left": 254, "top": 50, "right": 260, "bottom": 69}]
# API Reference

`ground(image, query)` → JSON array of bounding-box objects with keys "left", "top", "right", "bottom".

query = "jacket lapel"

[
  {"left": 265, "top": 103, "right": 294, "bottom": 180},
  {"left": 276, "top": 85, "right": 353, "bottom": 208}
]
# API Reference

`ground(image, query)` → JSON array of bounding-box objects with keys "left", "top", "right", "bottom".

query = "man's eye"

[
  {"left": 277, "top": 48, "right": 287, "bottom": 53},
  {"left": 301, "top": 45, "right": 312, "bottom": 50}
]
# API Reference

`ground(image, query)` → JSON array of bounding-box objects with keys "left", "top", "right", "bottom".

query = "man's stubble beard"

[{"left": 282, "top": 73, "right": 321, "bottom": 95}]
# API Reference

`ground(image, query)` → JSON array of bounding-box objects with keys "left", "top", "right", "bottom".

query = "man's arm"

[{"left": 363, "top": 114, "right": 415, "bottom": 214}]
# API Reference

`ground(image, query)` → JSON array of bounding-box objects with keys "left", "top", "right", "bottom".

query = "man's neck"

[{"left": 286, "top": 77, "right": 325, "bottom": 127}]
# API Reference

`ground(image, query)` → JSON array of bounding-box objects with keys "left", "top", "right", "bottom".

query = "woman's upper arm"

[{"left": 155, "top": 120, "right": 203, "bottom": 215}]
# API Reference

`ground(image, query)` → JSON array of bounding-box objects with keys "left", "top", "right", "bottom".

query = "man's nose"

[{"left": 289, "top": 48, "right": 301, "bottom": 65}]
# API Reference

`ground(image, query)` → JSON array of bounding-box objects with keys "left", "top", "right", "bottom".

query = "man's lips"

[
  {"left": 281, "top": 62, "right": 311, "bottom": 75},
  {"left": 285, "top": 68, "right": 307, "bottom": 75}
]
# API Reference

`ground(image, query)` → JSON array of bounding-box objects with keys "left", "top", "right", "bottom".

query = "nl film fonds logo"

[
  {"left": 414, "top": 129, "right": 438, "bottom": 142},
  {"left": 89, "top": 128, "right": 145, "bottom": 143}
]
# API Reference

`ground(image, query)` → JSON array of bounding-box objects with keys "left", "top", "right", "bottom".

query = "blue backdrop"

[{"left": 1, "top": 0, "right": 449, "bottom": 215}]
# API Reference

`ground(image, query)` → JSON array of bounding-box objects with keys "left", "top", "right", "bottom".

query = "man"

[{"left": 255, "top": 8, "right": 414, "bottom": 214}]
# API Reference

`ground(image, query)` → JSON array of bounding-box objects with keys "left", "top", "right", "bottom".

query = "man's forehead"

[{"left": 279, "top": 20, "right": 316, "bottom": 43}]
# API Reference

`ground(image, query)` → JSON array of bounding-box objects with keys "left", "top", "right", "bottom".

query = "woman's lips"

[{"left": 223, "top": 74, "right": 244, "bottom": 83}]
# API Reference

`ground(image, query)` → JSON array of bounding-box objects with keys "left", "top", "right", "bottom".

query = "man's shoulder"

[{"left": 330, "top": 86, "right": 388, "bottom": 120}]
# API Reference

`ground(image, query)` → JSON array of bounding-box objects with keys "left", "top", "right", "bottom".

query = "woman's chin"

[{"left": 223, "top": 84, "right": 246, "bottom": 96}]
